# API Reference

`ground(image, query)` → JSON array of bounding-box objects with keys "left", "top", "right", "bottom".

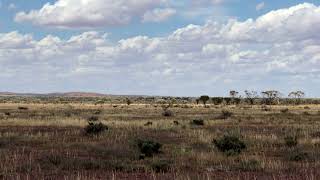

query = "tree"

[
  {"left": 244, "top": 90, "right": 258, "bottom": 105},
  {"left": 196, "top": 99, "right": 200, "bottom": 105},
  {"left": 289, "top": 91, "right": 305, "bottom": 104},
  {"left": 126, "top": 98, "right": 132, "bottom": 106},
  {"left": 229, "top": 90, "right": 239, "bottom": 98},
  {"left": 229, "top": 90, "right": 239, "bottom": 105},
  {"left": 261, "top": 90, "right": 281, "bottom": 105},
  {"left": 199, "top": 95, "right": 210, "bottom": 106}
]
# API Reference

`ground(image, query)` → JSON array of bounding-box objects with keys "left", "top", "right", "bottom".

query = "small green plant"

[
  {"left": 213, "top": 135, "right": 246, "bottom": 156},
  {"left": 84, "top": 122, "right": 108, "bottom": 135},
  {"left": 284, "top": 135, "right": 298, "bottom": 148},
  {"left": 191, "top": 119, "right": 204, "bottom": 126},
  {"left": 137, "top": 139, "right": 162, "bottom": 157}
]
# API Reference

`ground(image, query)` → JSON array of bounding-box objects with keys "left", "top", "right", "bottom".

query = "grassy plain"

[{"left": 0, "top": 102, "right": 319, "bottom": 179}]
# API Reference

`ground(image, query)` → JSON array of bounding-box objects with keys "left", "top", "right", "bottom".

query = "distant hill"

[{"left": 0, "top": 92, "right": 109, "bottom": 97}]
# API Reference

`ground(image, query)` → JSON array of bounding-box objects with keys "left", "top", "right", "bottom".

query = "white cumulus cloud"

[
  {"left": 15, "top": 0, "right": 170, "bottom": 28},
  {"left": 1, "top": 3, "right": 320, "bottom": 96}
]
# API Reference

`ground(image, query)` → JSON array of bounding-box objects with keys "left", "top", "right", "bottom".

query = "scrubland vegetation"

[{"left": 0, "top": 92, "right": 319, "bottom": 179}]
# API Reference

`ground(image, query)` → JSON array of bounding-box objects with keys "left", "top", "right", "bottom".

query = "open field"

[{"left": 0, "top": 101, "right": 319, "bottom": 179}]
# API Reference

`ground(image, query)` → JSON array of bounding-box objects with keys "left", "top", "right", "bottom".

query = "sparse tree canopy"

[
  {"left": 289, "top": 91, "right": 305, "bottom": 104},
  {"left": 261, "top": 90, "right": 281, "bottom": 105},
  {"left": 229, "top": 90, "right": 239, "bottom": 98},
  {"left": 199, "top": 95, "right": 210, "bottom": 106},
  {"left": 244, "top": 90, "right": 258, "bottom": 105}
]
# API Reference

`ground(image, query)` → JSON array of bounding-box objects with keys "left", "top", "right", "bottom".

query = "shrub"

[
  {"left": 137, "top": 139, "right": 162, "bottom": 157},
  {"left": 162, "top": 109, "right": 173, "bottom": 117},
  {"left": 199, "top": 95, "right": 210, "bottom": 106},
  {"left": 218, "top": 110, "right": 233, "bottom": 119},
  {"left": 288, "top": 149, "right": 308, "bottom": 161},
  {"left": 284, "top": 135, "right": 298, "bottom": 148},
  {"left": 280, "top": 108, "right": 289, "bottom": 113},
  {"left": 84, "top": 122, "right": 108, "bottom": 135},
  {"left": 87, "top": 116, "right": 99, "bottom": 122},
  {"left": 191, "top": 119, "right": 204, "bottom": 126},
  {"left": 213, "top": 135, "right": 246, "bottom": 156},
  {"left": 151, "top": 160, "right": 171, "bottom": 173},
  {"left": 144, "top": 122, "right": 152, "bottom": 126},
  {"left": 18, "top": 106, "right": 28, "bottom": 110},
  {"left": 173, "top": 121, "right": 179, "bottom": 125}
]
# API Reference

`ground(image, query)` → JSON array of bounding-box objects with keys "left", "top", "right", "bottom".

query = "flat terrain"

[{"left": 0, "top": 103, "right": 319, "bottom": 179}]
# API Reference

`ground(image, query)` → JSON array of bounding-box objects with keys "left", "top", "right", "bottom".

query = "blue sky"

[{"left": 0, "top": 0, "right": 320, "bottom": 97}]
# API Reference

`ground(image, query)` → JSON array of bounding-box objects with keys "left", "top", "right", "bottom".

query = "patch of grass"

[
  {"left": 237, "top": 159, "right": 262, "bottom": 171},
  {"left": 150, "top": 159, "right": 171, "bottom": 173}
]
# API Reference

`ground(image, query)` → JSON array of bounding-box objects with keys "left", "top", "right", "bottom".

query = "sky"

[{"left": 0, "top": 0, "right": 320, "bottom": 97}]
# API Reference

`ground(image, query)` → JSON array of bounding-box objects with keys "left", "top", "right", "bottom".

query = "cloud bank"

[{"left": 2, "top": 3, "right": 320, "bottom": 95}]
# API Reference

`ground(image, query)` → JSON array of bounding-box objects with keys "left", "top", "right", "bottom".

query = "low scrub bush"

[
  {"left": 284, "top": 135, "right": 298, "bottom": 148},
  {"left": 137, "top": 139, "right": 162, "bottom": 157},
  {"left": 213, "top": 135, "right": 246, "bottom": 156},
  {"left": 144, "top": 122, "right": 153, "bottom": 126},
  {"left": 288, "top": 149, "right": 308, "bottom": 161},
  {"left": 18, "top": 106, "right": 28, "bottom": 110},
  {"left": 191, "top": 119, "right": 204, "bottom": 126},
  {"left": 84, "top": 122, "right": 108, "bottom": 135},
  {"left": 162, "top": 109, "right": 173, "bottom": 117},
  {"left": 87, "top": 116, "right": 99, "bottom": 122},
  {"left": 150, "top": 159, "right": 171, "bottom": 173},
  {"left": 218, "top": 110, "right": 233, "bottom": 119},
  {"left": 280, "top": 108, "right": 289, "bottom": 113}
]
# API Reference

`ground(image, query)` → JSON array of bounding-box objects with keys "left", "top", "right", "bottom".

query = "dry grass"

[{"left": 0, "top": 102, "right": 319, "bottom": 179}]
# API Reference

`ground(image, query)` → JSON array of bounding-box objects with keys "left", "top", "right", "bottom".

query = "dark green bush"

[
  {"left": 191, "top": 119, "right": 204, "bottom": 126},
  {"left": 288, "top": 150, "right": 308, "bottom": 161},
  {"left": 284, "top": 136, "right": 298, "bottom": 148},
  {"left": 144, "top": 122, "right": 153, "bottom": 126},
  {"left": 84, "top": 122, "right": 108, "bottom": 135},
  {"left": 162, "top": 109, "right": 173, "bottom": 117},
  {"left": 213, "top": 135, "right": 246, "bottom": 155},
  {"left": 18, "top": 106, "right": 28, "bottom": 110},
  {"left": 137, "top": 139, "right": 162, "bottom": 157}
]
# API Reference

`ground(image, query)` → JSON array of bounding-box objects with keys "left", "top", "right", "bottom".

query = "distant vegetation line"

[{"left": 0, "top": 90, "right": 319, "bottom": 105}]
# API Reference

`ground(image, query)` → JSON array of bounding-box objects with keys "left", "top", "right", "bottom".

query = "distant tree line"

[{"left": 196, "top": 90, "right": 312, "bottom": 105}]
